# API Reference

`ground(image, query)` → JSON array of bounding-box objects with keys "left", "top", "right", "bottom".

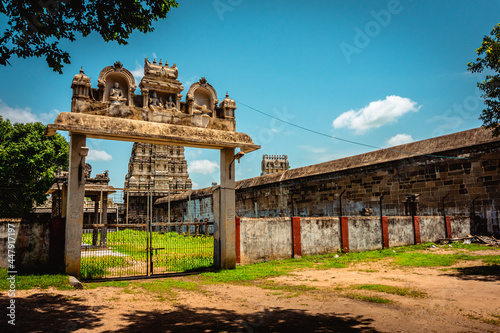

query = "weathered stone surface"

[
  {"left": 239, "top": 217, "right": 292, "bottom": 265},
  {"left": 236, "top": 216, "right": 471, "bottom": 265},
  {"left": 420, "top": 217, "right": 447, "bottom": 243},
  {"left": 46, "top": 112, "right": 260, "bottom": 152},
  {"left": 0, "top": 219, "right": 51, "bottom": 272},
  {"left": 348, "top": 217, "right": 383, "bottom": 252},
  {"left": 300, "top": 217, "right": 341, "bottom": 256},
  {"left": 237, "top": 127, "right": 500, "bottom": 188},
  {"left": 387, "top": 216, "right": 414, "bottom": 247},
  {"left": 69, "top": 276, "right": 83, "bottom": 289}
]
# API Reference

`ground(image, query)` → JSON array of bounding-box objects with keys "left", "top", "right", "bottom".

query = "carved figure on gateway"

[
  {"left": 68, "top": 58, "right": 238, "bottom": 132},
  {"left": 109, "top": 82, "right": 127, "bottom": 104}
]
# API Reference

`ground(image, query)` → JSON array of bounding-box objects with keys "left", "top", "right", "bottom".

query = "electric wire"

[{"left": 233, "top": 98, "right": 470, "bottom": 160}]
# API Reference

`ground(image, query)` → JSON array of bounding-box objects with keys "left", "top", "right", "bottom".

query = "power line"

[{"left": 234, "top": 99, "right": 470, "bottom": 161}]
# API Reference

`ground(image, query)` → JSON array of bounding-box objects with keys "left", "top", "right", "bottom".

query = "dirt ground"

[{"left": 2, "top": 248, "right": 499, "bottom": 333}]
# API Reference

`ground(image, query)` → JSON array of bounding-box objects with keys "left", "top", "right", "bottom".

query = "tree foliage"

[
  {"left": 0, "top": 117, "right": 69, "bottom": 217},
  {"left": 467, "top": 23, "right": 500, "bottom": 137},
  {"left": 0, "top": 0, "right": 179, "bottom": 73}
]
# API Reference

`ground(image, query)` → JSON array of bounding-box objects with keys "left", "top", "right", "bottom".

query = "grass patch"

[
  {"left": 80, "top": 256, "right": 130, "bottom": 280},
  {"left": 258, "top": 283, "right": 317, "bottom": 293},
  {"left": 354, "top": 284, "right": 425, "bottom": 298},
  {"left": 393, "top": 253, "right": 475, "bottom": 267},
  {"left": 466, "top": 314, "right": 500, "bottom": 327},
  {"left": 448, "top": 243, "right": 495, "bottom": 251},
  {"left": 201, "top": 243, "right": 497, "bottom": 283},
  {"left": 343, "top": 292, "right": 393, "bottom": 304},
  {"left": 201, "top": 259, "right": 310, "bottom": 283},
  {"left": 482, "top": 256, "right": 500, "bottom": 265},
  {"left": 258, "top": 283, "right": 317, "bottom": 298},
  {"left": 136, "top": 279, "right": 199, "bottom": 293},
  {"left": 85, "top": 280, "right": 132, "bottom": 289},
  {"left": 134, "top": 279, "right": 199, "bottom": 301},
  {"left": 0, "top": 269, "right": 71, "bottom": 290}
]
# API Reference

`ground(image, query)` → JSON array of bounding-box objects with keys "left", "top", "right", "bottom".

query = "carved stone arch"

[
  {"left": 97, "top": 62, "right": 137, "bottom": 106},
  {"left": 186, "top": 77, "right": 219, "bottom": 115}
]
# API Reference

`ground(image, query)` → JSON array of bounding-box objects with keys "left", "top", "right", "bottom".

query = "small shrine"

[
  {"left": 47, "top": 165, "right": 117, "bottom": 226},
  {"left": 69, "top": 59, "right": 237, "bottom": 131}
]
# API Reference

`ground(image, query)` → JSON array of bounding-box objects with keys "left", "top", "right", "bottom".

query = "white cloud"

[
  {"left": 180, "top": 75, "right": 199, "bottom": 88},
  {"left": 387, "top": 134, "right": 414, "bottom": 147},
  {"left": 333, "top": 95, "right": 421, "bottom": 134},
  {"left": 184, "top": 148, "right": 203, "bottom": 159},
  {"left": 0, "top": 99, "right": 60, "bottom": 124},
  {"left": 87, "top": 149, "right": 113, "bottom": 161},
  {"left": 191, "top": 182, "right": 200, "bottom": 190},
  {"left": 298, "top": 145, "right": 328, "bottom": 154},
  {"left": 0, "top": 99, "right": 40, "bottom": 123},
  {"left": 131, "top": 62, "right": 144, "bottom": 83},
  {"left": 188, "top": 160, "right": 219, "bottom": 174}
]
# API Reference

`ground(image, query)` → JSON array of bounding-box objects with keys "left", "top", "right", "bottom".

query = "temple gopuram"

[{"left": 124, "top": 143, "right": 192, "bottom": 220}]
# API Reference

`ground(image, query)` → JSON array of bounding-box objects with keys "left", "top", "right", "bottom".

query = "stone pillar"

[
  {"left": 215, "top": 148, "right": 236, "bottom": 269},
  {"left": 61, "top": 183, "right": 68, "bottom": 218},
  {"left": 65, "top": 133, "right": 86, "bottom": 277},
  {"left": 93, "top": 196, "right": 99, "bottom": 224},
  {"left": 100, "top": 193, "right": 108, "bottom": 246},
  {"left": 92, "top": 227, "right": 99, "bottom": 246}
]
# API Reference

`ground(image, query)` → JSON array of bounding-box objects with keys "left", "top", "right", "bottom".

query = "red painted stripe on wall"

[
  {"left": 235, "top": 216, "right": 241, "bottom": 264},
  {"left": 381, "top": 216, "right": 389, "bottom": 249},
  {"left": 292, "top": 217, "right": 302, "bottom": 258},
  {"left": 341, "top": 217, "right": 349, "bottom": 253},
  {"left": 445, "top": 216, "right": 452, "bottom": 238},
  {"left": 413, "top": 216, "right": 421, "bottom": 244}
]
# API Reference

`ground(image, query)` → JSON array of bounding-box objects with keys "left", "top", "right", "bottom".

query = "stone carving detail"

[
  {"left": 70, "top": 58, "right": 236, "bottom": 132},
  {"left": 84, "top": 163, "right": 92, "bottom": 178}
]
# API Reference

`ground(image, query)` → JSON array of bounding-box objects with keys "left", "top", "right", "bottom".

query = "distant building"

[
  {"left": 123, "top": 143, "right": 192, "bottom": 221},
  {"left": 261, "top": 154, "right": 289, "bottom": 175}
]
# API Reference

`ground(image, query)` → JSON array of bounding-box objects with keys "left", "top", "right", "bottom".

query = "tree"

[
  {"left": 0, "top": 117, "right": 69, "bottom": 217},
  {"left": 467, "top": 23, "right": 500, "bottom": 137},
  {"left": 0, "top": 0, "right": 179, "bottom": 73}
]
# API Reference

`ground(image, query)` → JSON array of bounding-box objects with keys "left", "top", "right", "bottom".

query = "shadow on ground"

[
  {"left": 444, "top": 264, "right": 500, "bottom": 282},
  {"left": 0, "top": 293, "right": 104, "bottom": 333},
  {"left": 101, "top": 305, "right": 380, "bottom": 333}
]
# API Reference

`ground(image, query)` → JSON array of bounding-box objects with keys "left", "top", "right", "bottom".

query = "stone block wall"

[
  {"left": 239, "top": 217, "right": 292, "bottom": 265},
  {"left": 161, "top": 128, "right": 500, "bottom": 236},
  {"left": 235, "top": 141, "right": 500, "bottom": 236},
  {"left": 237, "top": 216, "right": 471, "bottom": 265}
]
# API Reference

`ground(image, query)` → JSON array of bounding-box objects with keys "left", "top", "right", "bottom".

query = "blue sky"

[{"left": 1, "top": 0, "right": 499, "bottom": 189}]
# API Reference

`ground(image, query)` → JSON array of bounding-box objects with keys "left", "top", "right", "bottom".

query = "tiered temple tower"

[
  {"left": 261, "top": 154, "right": 290, "bottom": 175},
  {"left": 124, "top": 143, "right": 192, "bottom": 220}
]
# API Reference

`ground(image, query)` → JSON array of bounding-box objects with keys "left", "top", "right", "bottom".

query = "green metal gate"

[{"left": 80, "top": 220, "right": 214, "bottom": 280}]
